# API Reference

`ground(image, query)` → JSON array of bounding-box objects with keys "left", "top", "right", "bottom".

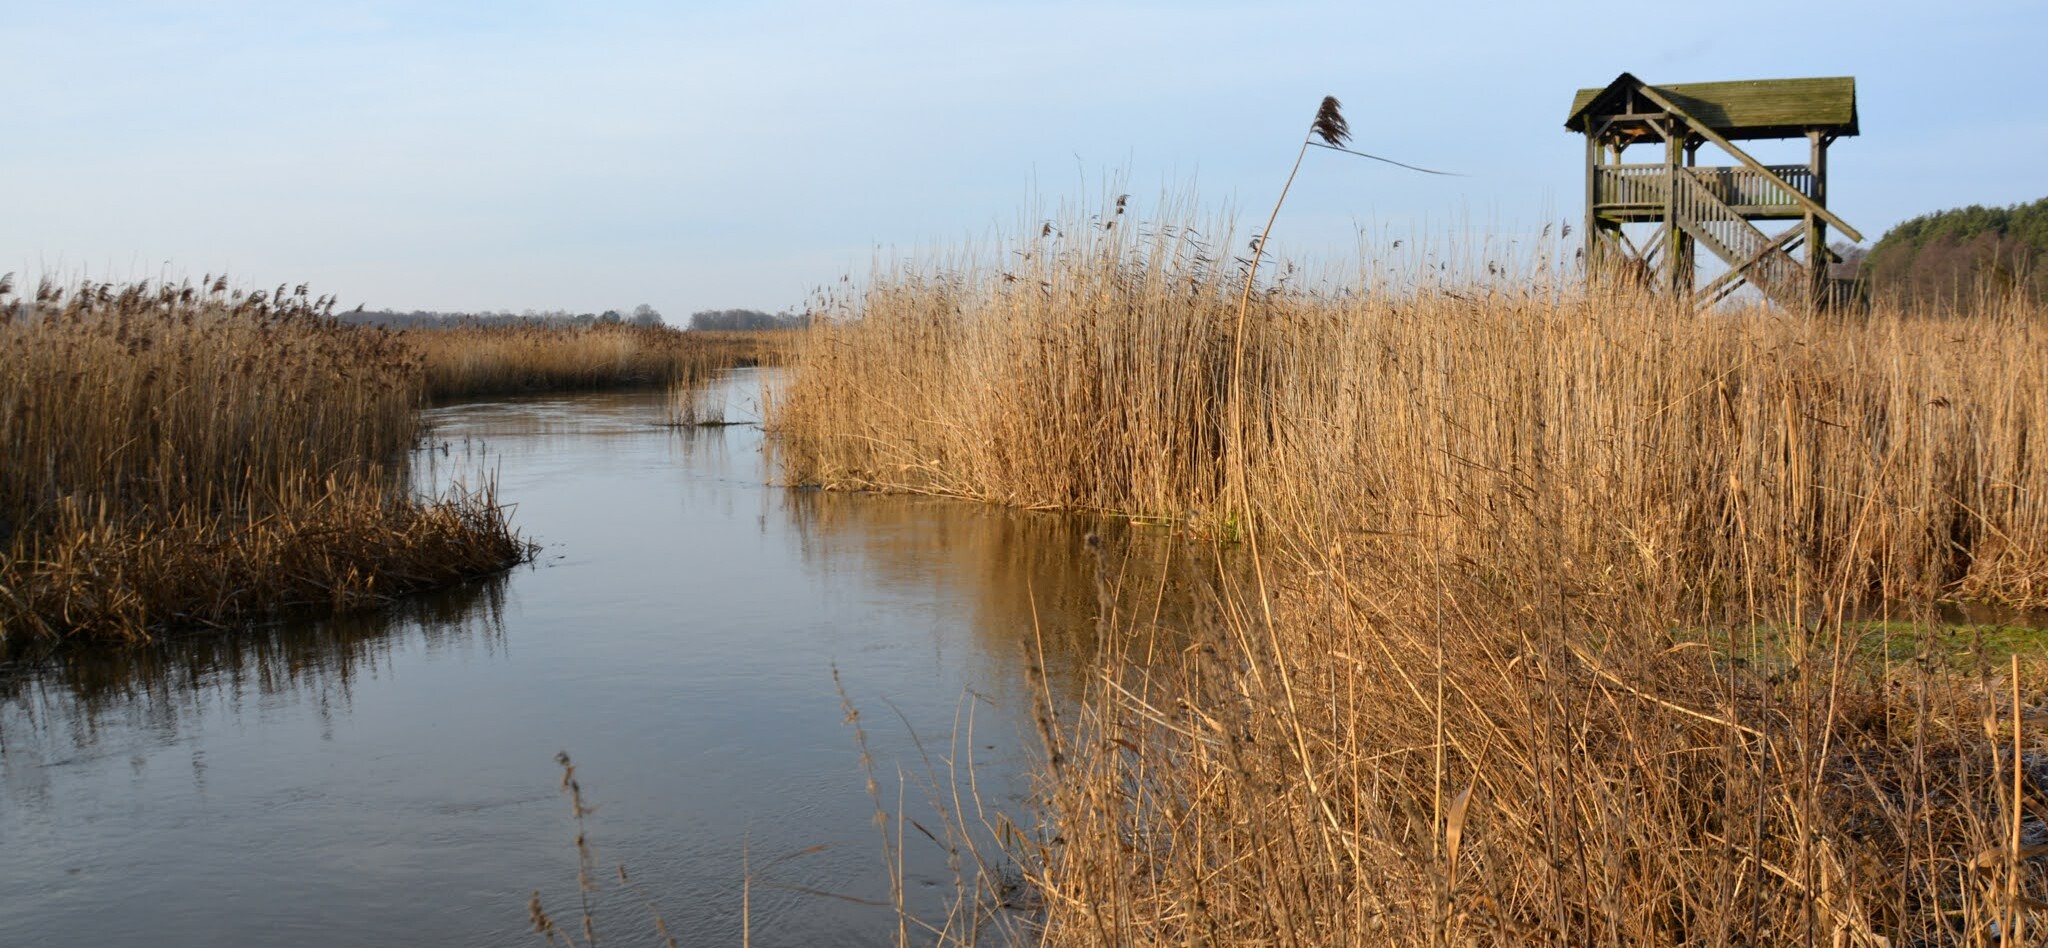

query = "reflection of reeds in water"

[
  {"left": 0, "top": 575, "right": 508, "bottom": 751},
  {"left": 765, "top": 489, "right": 1237, "bottom": 941},
  {"left": 779, "top": 488, "right": 1228, "bottom": 704}
]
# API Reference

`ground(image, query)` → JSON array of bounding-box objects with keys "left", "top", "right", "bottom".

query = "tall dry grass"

[
  {"left": 408, "top": 324, "right": 790, "bottom": 401},
  {"left": 0, "top": 277, "right": 528, "bottom": 645},
  {"left": 770, "top": 204, "right": 2048, "bottom": 944},
  {"left": 1019, "top": 538, "right": 2047, "bottom": 945},
  {"left": 773, "top": 210, "right": 2048, "bottom": 608}
]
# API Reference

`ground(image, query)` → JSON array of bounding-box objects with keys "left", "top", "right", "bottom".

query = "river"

[{"left": 0, "top": 369, "right": 1198, "bottom": 947}]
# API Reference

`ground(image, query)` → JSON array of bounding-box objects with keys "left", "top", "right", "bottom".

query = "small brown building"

[{"left": 1566, "top": 73, "right": 1861, "bottom": 309}]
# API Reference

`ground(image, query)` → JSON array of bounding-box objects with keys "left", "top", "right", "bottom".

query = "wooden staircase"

[{"left": 1669, "top": 170, "right": 1808, "bottom": 308}]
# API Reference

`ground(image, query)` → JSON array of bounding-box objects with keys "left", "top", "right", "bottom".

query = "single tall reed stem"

[{"left": 1227, "top": 96, "right": 1351, "bottom": 533}]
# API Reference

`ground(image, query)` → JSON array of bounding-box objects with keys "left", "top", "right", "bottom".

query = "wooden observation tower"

[{"left": 1567, "top": 73, "right": 1861, "bottom": 310}]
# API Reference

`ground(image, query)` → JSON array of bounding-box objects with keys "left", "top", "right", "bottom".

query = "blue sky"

[{"left": 4, "top": 1, "right": 2041, "bottom": 320}]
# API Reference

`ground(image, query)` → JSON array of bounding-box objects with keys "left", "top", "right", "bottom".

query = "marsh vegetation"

[
  {"left": 0, "top": 279, "right": 784, "bottom": 646},
  {"left": 770, "top": 199, "right": 2048, "bottom": 944},
  {"left": 409, "top": 324, "right": 789, "bottom": 401},
  {"left": 10, "top": 191, "right": 2047, "bottom": 943},
  {"left": 0, "top": 277, "right": 527, "bottom": 644}
]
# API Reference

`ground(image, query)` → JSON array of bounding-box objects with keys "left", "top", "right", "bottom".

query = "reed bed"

[
  {"left": 0, "top": 278, "right": 528, "bottom": 645},
  {"left": 1017, "top": 539, "right": 2046, "bottom": 945},
  {"left": 769, "top": 205, "right": 2048, "bottom": 944},
  {"left": 774, "top": 211, "right": 2048, "bottom": 609},
  {"left": 409, "top": 324, "right": 790, "bottom": 401}
]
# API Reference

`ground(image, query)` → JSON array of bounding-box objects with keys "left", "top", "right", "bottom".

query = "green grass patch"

[{"left": 1675, "top": 618, "right": 2048, "bottom": 677}]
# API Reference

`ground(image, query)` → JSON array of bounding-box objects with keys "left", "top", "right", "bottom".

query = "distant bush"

[{"left": 1863, "top": 197, "right": 2048, "bottom": 308}]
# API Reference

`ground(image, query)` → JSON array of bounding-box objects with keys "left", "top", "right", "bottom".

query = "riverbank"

[
  {"left": 0, "top": 279, "right": 531, "bottom": 646},
  {"left": 0, "top": 281, "right": 782, "bottom": 647},
  {"left": 769, "top": 208, "right": 2048, "bottom": 944}
]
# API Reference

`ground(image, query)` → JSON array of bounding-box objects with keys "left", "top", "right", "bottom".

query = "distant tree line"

[
  {"left": 337, "top": 303, "right": 666, "bottom": 329},
  {"left": 687, "top": 308, "right": 809, "bottom": 331},
  {"left": 1850, "top": 197, "right": 2048, "bottom": 308}
]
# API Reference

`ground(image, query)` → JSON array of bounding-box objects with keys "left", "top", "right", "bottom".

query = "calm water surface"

[{"left": 0, "top": 370, "right": 1183, "bottom": 946}]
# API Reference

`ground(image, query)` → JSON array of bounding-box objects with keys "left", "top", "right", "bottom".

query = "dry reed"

[
  {"left": 0, "top": 277, "right": 529, "bottom": 645},
  {"left": 408, "top": 325, "right": 790, "bottom": 402},
  {"left": 770, "top": 199, "right": 2048, "bottom": 944},
  {"left": 773, "top": 206, "right": 2048, "bottom": 608}
]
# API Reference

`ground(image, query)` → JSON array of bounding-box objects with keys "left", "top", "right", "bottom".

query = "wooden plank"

[
  {"left": 1584, "top": 130, "right": 1599, "bottom": 277},
  {"left": 1723, "top": 206, "right": 1810, "bottom": 219},
  {"left": 1807, "top": 131, "right": 1828, "bottom": 309},
  {"left": 1698, "top": 225, "right": 1804, "bottom": 302},
  {"left": 1664, "top": 125, "right": 1683, "bottom": 294}
]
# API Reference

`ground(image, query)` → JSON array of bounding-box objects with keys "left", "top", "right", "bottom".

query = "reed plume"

[{"left": 1310, "top": 95, "right": 1350, "bottom": 148}]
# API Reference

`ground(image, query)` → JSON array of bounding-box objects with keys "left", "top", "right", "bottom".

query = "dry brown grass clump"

[
  {"left": 769, "top": 204, "right": 2048, "bottom": 943},
  {"left": 408, "top": 324, "right": 791, "bottom": 401},
  {"left": 0, "top": 277, "right": 528, "bottom": 645}
]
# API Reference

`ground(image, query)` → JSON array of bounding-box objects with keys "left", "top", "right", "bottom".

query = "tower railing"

[{"left": 1594, "top": 163, "right": 1816, "bottom": 208}]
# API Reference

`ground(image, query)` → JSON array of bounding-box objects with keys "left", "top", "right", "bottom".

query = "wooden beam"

[
  {"left": 1813, "top": 133, "right": 1831, "bottom": 206},
  {"left": 1664, "top": 126, "right": 1684, "bottom": 294},
  {"left": 1632, "top": 84, "right": 1863, "bottom": 242},
  {"left": 1807, "top": 130, "right": 1829, "bottom": 310},
  {"left": 1584, "top": 130, "right": 1599, "bottom": 277},
  {"left": 1698, "top": 225, "right": 1805, "bottom": 303},
  {"left": 1614, "top": 226, "right": 1652, "bottom": 265},
  {"left": 1600, "top": 112, "right": 1675, "bottom": 124}
]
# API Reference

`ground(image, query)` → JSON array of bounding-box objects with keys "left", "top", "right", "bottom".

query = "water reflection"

[
  {"left": 0, "top": 579, "right": 508, "bottom": 756},
  {"left": 0, "top": 372, "right": 1212, "bottom": 948},
  {"left": 784, "top": 489, "right": 1217, "bottom": 693}
]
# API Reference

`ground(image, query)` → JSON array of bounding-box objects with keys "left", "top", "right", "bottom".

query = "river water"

[{"left": 0, "top": 370, "right": 1195, "bottom": 947}]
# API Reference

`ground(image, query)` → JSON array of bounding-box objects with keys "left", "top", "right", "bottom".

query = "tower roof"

[{"left": 1566, "top": 73, "right": 1858, "bottom": 140}]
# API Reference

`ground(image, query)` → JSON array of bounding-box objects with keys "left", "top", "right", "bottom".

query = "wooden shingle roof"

[{"left": 1567, "top": 74, "right": 1859, "bottom": 139}]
